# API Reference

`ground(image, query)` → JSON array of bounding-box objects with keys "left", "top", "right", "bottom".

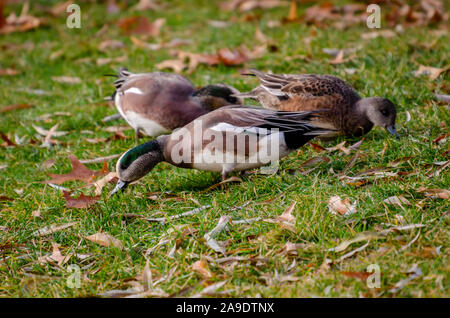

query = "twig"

[
  {"left": 144, "top": 205, "right": 210, "bottom": 224},
  {"left": 102, "top": 113, "right": 123, "bottom": 123},
  {"left": 80, "top": 154, "right": 121, "bottom": 164}
]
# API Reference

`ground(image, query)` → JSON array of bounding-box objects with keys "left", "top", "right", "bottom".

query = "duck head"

[
  {"left": 358, "top": 97, "right": 398, "bottom": 137},
  {"left": 110, "top": 139, "right": 164, "bottom": 195},
  {"left": 193, "top": 84, "right": 243, "bottom": 111}
]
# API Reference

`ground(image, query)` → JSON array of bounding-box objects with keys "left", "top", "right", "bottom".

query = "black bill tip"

[
  {"left": 386, "top": 125, "right": 399, "bottom": 139},
  {"left": 109, "top": 180, "right": 129, "bottom": 196}
]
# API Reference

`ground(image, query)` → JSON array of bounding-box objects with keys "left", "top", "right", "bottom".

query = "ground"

[{"left": 0, "top": 0, "right": 448, "bottom": 297}]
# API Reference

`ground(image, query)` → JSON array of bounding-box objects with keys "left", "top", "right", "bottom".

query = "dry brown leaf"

[
  {"left": 133, "top": 0, "right": 162, "bottom": 11},
  {"left": 220, "top": 0, "right": 288, "bottom": 12},
  {"left": 192, "top": 260, "right": 214, "bottom": 279},
  {"left": 96, "top": 56, "right": 127, "bottom": 66},
  {"left": 414, "top": 65, "right": 448, "bottom": 80},
  {"left": 325, "top": 141, "right": 350, "bottom": 155},
  {"left": 341, "top": 271, "right": 371, "bottom": 282},
  {"left": 94, "top": 172, "right": 118, "bottom": 196},
  {"left": 383, "top": 195, "right": 411, "bottom": 207},
  {"left": 51, "top": 76, "right": 82, "bottom": 84},
  {"left": 0, "top": 132, "right": 16, "bottom": 147},
  {"left": 310, "top": 142, "right": 326, "bottom": 152},
  {"left": 118, "top": 16, "right": 165, "bottom": 37},
  {"left": 63, "top": 191, "right": 101, "bottom": 209},
  {"left": 416, "top": 187, "right": 449, "bottom": 200},
  {"left": 48, "top": 1, "right": 74, "bottom": 16},
  {"left": 285, "top": 0, "right": 299, "bottom": 22},
  {"left": 44, "top": 154, "right": 108, "bottom": 184},
  {"left": 98, "top": 39, "right": 125, "bottom": 52},
  {"left": 328, "top": 195, "right": 357, "bottom": 216},
  {"left": 217, "top": 47, "right": 249, "bottom": 66},
  {"left": 361, "top": 30, "right": 397, "bottom": 40},
  {"left": 0, "top": 104, "right": 32, "bottom": 113},
  {"left": 86, "top": 232, "right": 123, "bottom": 250},
  {"left": 299, "top": 156, "right": 330, "bottom": 168},
  {"left": 33, "top": 222, "right": 77, "bottom": 237},
  {"left": 178, "top": 51, "right": 220, "bottom": 73},
  {"left": 264, "top": 201, "right": 297, "bottom": 232},
  {"left": 0, "top": 68, "right": 20, "bottom": 76},
  {"left": 32, "top": 207, "right": 41, "bottom": 218},
  {"left": 0, "top": 3, "right": 42, "bottom": 35},
  {"left": 155, "top": 59, "right": 186, "bottom": 73}
]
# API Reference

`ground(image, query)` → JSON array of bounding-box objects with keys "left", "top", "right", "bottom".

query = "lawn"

[{"left": 0, "top": 0, "right": 448, "bottom": 298}]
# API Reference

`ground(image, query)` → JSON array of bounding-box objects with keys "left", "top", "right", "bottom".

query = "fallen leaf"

[
  {"left": 329, "top": 232, "right": 385, "bottom": 253},
  {"left": 328, "top": 195, "right": 357, "bottom": 216},
  {"left": 86, "top": 232, "right": 123, "bottom": 250},
  {"left": 155, "top": 59, "right": 186, "bottom": 73},
  {"left": 96, "top": 56, "right": 127, "bottom": 66},
  {"left": 0, "top": 131, "right": 16, "bottom": 146},
  {"left": 192, "top": 281, "right": 227, "bottom": 297},
  {"left": 326, "top": 141, "right": 350, "bottom": 155},
  {"left": 51, "top": 76, "right": 82, "bottom": 84},
  {"left": 0, "top": 68, "right": 20, "bottom": 76},
  {"left": 204, "top": 216, "right": 231, "bottom": 255},
  {"left": 33, "top": 222, "right": 77, "bottom": 237},
  {"left": 416, "top": 187, "right": 449, "bottom": 200},
  {"left": 0, "top": 3, "right": 42, "bottom": 35},
  {"left": 361, "top": 30, "right": 397, "bottom": 40},
  {"left": 93, "top": 172, "right": 118, "bottom": 196},
  {"left": 341, "top": 271, "right": 371, "bottom": 282},
  {"left": 383, "top": 195, "right": 411, "bottom": 207},
  {"left": 32, "top": 207, "right": 41, "bottom": 218},
  {"left": 192, "top": 260, "right": 214, "bottom": 279},
  {"left": 63, "top": 191, "right": 101, "bottom": 209},
  {"left": 98, "top": 39, "right": 125, "bottom": 52},
  {"left": 39, "top": 243, "right": 72, "bottom": 266},
  {"left": 217, "top": 47, "right": 249, "bottom": 66},
  {"left": 220, "top": 0, "right": 288, "bottom": 12},
  {"left": 299, "top": 156, "right": 330, "bottom": 168},
  {"left": 44, "top": 154, "right": 107, "bottom": 184},
  {"left": 389, "top": 264, "right": 422, "bottom": 293},
  {"left": 414, "top": 65, "right": 448, "bottom": 80},
  {"left": 264, "top": 201, "right": 297, "bottom": 232},
  {"left": 133, "top": 0, "right": 162, "bottom": 11},
  {"left": 118, "top": 16, "right": 165, "bottom": 37},
  {"left": 284, "top": 0, "right": 299, "bottom": 22}
]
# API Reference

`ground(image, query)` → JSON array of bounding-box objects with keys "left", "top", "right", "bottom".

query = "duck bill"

[
  {"left": 109, "top": 180, "right": 130, "bottom": 196},
  {"left": 386, "top": 125, "right": 399, "bottom": 138}
]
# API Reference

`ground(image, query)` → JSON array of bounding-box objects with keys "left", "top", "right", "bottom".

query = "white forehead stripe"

[{"left": 124, "top": 87, "right": 144, "bottom": 95}]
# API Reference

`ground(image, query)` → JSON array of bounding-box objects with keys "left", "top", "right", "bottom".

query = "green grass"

[{"left": 0, "top": 0, "right": 449, "bottom": 297}]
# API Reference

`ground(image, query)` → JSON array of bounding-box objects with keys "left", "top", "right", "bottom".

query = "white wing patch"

[
  {"left": 124, "top": 87, "right": 145, "bottom": 95},
  {"left": 209, "top": 123, "right": 270, "bottom": 135}
]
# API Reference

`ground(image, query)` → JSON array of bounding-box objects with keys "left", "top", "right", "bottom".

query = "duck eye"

[{"left": 380, "top": 109, "right": 388, "bottom": 116}]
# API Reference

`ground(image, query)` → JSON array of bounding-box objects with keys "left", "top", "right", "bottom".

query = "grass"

[{"left": 0, "top": 0, "right": 449, "bottom": 297}]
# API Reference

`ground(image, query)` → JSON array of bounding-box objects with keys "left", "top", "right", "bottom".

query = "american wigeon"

[
  {"left": 235, "top": 69, "right": 398, "bottom": 138},
  {"left": 110, "top": 105, "right": 334, "bottom": 193},
  {"left": 108, "top": 68, "right": 243, "bottom": 141}
]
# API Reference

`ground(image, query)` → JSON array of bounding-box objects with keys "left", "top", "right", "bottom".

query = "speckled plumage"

[{"left": 236, "top": 69, "right": 397, "bottom": 137}]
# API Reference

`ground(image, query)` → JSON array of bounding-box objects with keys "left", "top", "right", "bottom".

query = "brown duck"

[
  {"left": 109, "top": 68, "right": 242, "bottom": 141},
  {"left": 235, "top": 69, "right": 398, "bottom": 138}
]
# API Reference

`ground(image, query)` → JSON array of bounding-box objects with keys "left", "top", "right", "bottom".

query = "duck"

[
  {"left": 110, "top": 105, "right": 335, "bottom": 194},
  {"left": 107, "top": 67, "right": 243, "bottom": 142},
  {"left": 234, "top": 69, "right": 398, "bottom": 138}
]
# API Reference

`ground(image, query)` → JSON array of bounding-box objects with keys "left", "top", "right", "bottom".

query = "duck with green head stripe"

[{"left": 111, "top": 105, "right": 336, "bottom": 194}]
